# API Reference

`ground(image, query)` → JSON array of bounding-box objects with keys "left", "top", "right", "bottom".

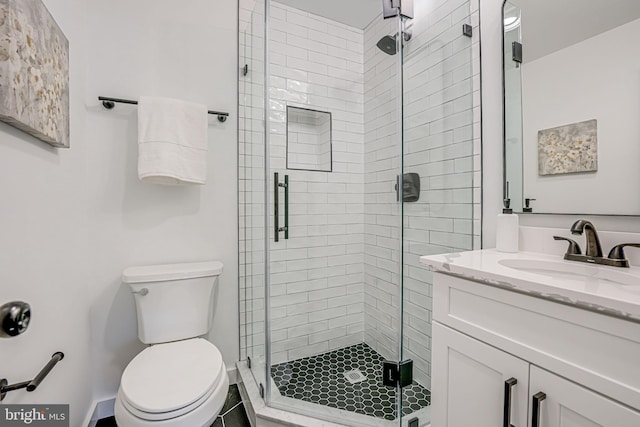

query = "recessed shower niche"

[{"left": 286, "top": 106, "right": 332, "bottom": 172}]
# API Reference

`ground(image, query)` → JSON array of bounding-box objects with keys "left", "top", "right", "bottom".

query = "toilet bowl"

[
  {"left": 115, "top": 261, "right": 228, "bottom": 427},
  {"left": 115, "top": 339, "right": 228, "bottom": 427}
]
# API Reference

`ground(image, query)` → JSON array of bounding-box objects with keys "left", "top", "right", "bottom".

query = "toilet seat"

[{"left": 119, "top": 338, "right": 224, "bottom": 421}]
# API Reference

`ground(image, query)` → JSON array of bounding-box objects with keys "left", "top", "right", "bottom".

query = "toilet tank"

[{"left": 122, "top": 261, "right": 224, "bottom": 345}]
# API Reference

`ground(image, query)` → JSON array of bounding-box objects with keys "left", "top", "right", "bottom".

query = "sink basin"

[{"left": 498, "top": 259, "right": 640, "bottom": 287}]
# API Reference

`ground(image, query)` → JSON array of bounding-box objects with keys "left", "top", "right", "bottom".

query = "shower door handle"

[
  {"left": 274, "top": 172, "right": 279, "bottom": 242},
  {"left": 281, "top": 175, "right": 289, "bottom": 240},
  {"left": 274, "top": 173, "right": 289, "bottom": 242}
]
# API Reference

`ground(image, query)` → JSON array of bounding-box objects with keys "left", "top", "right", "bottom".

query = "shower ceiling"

[{"left": 273, "top": 0, "right": 380, "bottom": 29}]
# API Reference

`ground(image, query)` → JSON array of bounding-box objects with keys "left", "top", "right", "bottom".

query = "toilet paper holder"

[
  {"left": 1, "top": 352, "right": 64, "bottom": 401},
  {"left": 1, "top": 301, "right": 31, "bottom": 338}
]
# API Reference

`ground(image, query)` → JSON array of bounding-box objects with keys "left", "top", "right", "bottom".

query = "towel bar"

[{"left": 98, "top": 96, "right": 229, "bottom": 123}]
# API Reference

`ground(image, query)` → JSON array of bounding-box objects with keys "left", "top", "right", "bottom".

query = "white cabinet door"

[
  {"left": 529, "top": 366, "right": 640, "bottom": 427},
  {"left": 432, "top": 322, "right": 530, "bottom": 427}
]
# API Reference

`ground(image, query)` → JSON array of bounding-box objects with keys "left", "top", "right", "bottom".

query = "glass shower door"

[{"left": 263, "top": 1, "right": 406, "bottom": 425}]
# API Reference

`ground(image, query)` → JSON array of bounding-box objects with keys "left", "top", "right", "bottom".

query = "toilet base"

[{"left": 115, "top": 368, "right": 229, "bottom": 427}]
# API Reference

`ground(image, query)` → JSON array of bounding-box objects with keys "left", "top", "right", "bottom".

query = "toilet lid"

[{"left": 121, "top": 338, "right": 224, "bottom": 414}]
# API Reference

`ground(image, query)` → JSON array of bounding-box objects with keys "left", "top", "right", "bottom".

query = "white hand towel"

[{"left": 137, "top": 96, "right": 208, "bottom": 185}]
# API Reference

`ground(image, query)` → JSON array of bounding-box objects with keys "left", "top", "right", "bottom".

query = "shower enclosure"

[{"left": 239, "top": 0, "right": 480, "bottom": 425}]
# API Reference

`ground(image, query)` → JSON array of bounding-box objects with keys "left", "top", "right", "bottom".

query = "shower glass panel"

[
  {"left": 239, "top": 0, "right": 267, "bottom": 391},
  {"left": 401, "top": 0, "right": 478, "bottom": 420},
  {"left": 238, "top": 0, "right": 479, "bottom": 425}
]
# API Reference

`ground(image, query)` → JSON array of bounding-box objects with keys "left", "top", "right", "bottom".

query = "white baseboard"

[
  {"left": 227, "top": 365, "right": 239, "bottom": 385},
  {"left": 84, "top": 398, "right": 116, "bottom": 427}
]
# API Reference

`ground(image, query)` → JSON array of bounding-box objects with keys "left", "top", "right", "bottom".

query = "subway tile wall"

[
  {"left": 267, "top": 2, "right": 366, "bottom": 365},
  {"left": 239, "top": 0, "right": 481, "bottom": 391}
]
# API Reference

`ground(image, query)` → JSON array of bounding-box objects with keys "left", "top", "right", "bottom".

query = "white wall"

[
  {"left": 0, "top": 0, "right": 92, "bottom": 425},
  {"left": 481, "top": 0, "right": 640, "bottom": 246},
  {"left": 521, "top": 18, "right": 640, "bottom": 215},
  {"left": 85, "top": 0, "right": 239, "bottom": 404},
  {"left": 0, "top": 1, "right": 238, "bottom": 424}
]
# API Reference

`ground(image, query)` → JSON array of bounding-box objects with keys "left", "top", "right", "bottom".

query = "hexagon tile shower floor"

[{"left": 271, "top": 343, "right": 431, "bottom": 420}]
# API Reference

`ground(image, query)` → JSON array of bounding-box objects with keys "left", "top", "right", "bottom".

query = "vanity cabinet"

[
  {"left": 529, "top": 366, "right": 640, "bottom": 426},
  {"left": 432, "top": 323, "right": 529, "bottom": 427},
  {"left": 430, "top": 272, "right": 640, "bottom": 427}
]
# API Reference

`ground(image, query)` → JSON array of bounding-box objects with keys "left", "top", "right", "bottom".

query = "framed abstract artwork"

[
  {"left": 0, "top": 0, "right": 69, "bottom": 147},
  {"left": 538, "top": 119, "right": 597, "bottom": 176}
]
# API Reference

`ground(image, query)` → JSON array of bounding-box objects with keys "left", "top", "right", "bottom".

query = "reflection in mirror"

[
  {"left": 502, "top": 0, "right": 640, "bottom": 215},
  {"left": 503, "top": 1, "right": 523, "bottom": 212},
  {"left": 286, "top": 106, "right": 332, "bottom": 172}
]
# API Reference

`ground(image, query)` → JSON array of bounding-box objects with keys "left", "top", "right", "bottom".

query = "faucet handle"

[
  {"left": 554, "top": 236, "right": 582, "bottom": 256},
  {"left": 607, "top": 243, "right": 640, "bottom": 262}
]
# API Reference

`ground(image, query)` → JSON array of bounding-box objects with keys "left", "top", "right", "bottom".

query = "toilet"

[{"left": 115, "top": 261, "right": 229, "bottom": 427}]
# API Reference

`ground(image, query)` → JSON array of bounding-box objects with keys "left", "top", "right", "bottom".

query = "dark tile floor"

[
  {"left": 212, "top": 384, "right": 251, "bottom": 427},
  {"left": 95, "top": 384, "right": 250, "bottom": 427},
  {"left": 271, "top": 343, "right": 431, "bottom": 421}
]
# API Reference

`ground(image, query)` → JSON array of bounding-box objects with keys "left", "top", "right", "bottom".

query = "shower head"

[
  {"left": 376, "top": 30, "right": 412, "bottom": 56},
  {"left": 376, "top": 35, "right": 397, "bottom": 55}
]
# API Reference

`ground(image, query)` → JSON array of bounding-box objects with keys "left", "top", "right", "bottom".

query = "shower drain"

[{"left": 343, "top": 369, "right": 367, "bottom": 384}]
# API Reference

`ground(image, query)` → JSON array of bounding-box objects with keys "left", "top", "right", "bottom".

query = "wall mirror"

[
  {"left": 502, "top": 0, "right": 640, "bottom": 215},
  {"left": 286, "top": 106, "right": 332, "bottom": 172}
]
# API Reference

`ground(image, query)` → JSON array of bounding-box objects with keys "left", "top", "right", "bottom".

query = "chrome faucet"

[{"left": 554, "top": 220, "right": 639, "bottom": 268}]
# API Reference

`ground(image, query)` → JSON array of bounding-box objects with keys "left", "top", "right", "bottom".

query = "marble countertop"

[{"left": 420, "top": 249, "right": 640, "bottom": 322}]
